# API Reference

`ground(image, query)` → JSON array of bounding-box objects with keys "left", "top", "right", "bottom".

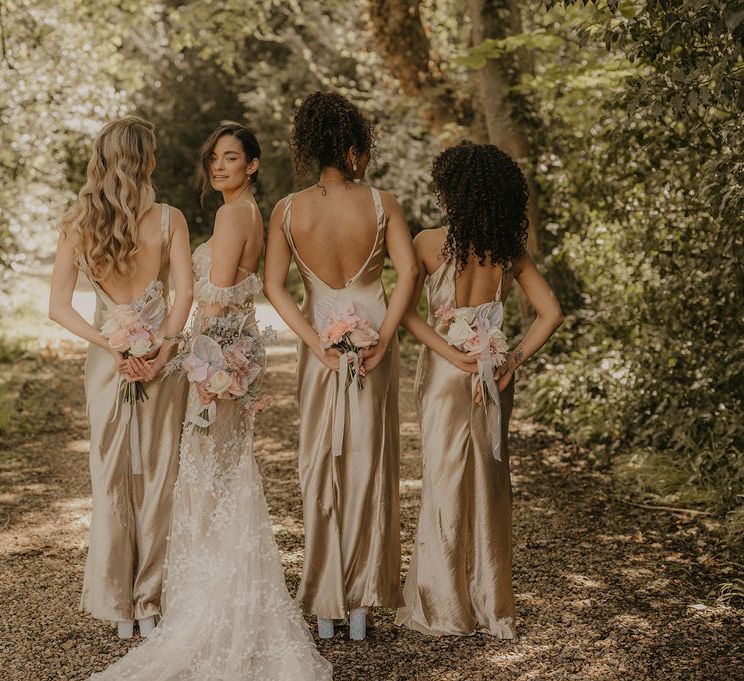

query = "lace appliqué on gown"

[{"left": 89, "top": 246, "right": 332, "bottom": 681}]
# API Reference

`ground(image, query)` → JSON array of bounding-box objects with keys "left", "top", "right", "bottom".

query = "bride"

[{"left": 90, "top": 122, "right": 332, "bottom": 680}]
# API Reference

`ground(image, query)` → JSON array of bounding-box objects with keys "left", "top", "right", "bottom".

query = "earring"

[{"left": 352, "top": 160, "right": 358, "bottom": 172}]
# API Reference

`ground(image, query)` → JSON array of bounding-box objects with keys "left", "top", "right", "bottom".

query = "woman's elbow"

[
  {"left": 399, "top": 262, "right": 419, "bottom": 287},
  {"left": 553, "top": 308, "right": 565, "bottom": 330},
  {"left": 48, "top": 301, "right": 61, "bottom": 324},
  {"left": 263, "top": 281, "right": 279, "bottom": 303}
]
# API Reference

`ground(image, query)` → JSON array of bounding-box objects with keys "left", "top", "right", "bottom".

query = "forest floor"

[{"left": 0, "top": 337, "right": 742, "bottom": 681}]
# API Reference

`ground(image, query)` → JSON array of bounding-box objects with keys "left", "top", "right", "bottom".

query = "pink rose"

[
  {"left": 228, "top": 370, "right": 249, "bottom": 397},
  {"left": 333, "top": 300, "right": 358, "bottom": 324},
  {"left": 463, "top": 335, "right": 483, "bottom": 356},
  {"left": 434, "top": 305, "right": 455, "bottom": 324},
  {"left": 348, "top": 318, "right": 379, "bottom": 348},
  {"left": 224, "top": 346, "right": 250, "bottom": 371},
  {"left": 321, "top": 320, "right": 353, "bottom": 346}
]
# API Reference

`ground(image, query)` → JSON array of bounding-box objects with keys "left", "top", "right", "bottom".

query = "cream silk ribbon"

[
  {"left": 187, "top": 400, "right": 217, "bottom": 430},
  {"left": 475, "top": 323, "right": 503, "bottom": 462},
  {"left": 332, "top": 351, "right": 363, "bottom": 457}
]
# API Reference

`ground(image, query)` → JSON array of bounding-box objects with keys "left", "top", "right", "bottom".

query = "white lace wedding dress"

[{"left": 90, "top": 243, "right": 333, "bottom": 681}]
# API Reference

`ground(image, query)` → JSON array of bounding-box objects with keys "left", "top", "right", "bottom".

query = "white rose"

[
  {"left": 454, "top": 307, "right": 475, "bottom": 325},
  {"left": 207, "top": 369, "right": 232, "bottom": 396},
  {"left": 129, "top": 338, "right": 152, "bottom": 357},
  {"left": 100, "top": 318, "right": 119, "bottom": 335},
  {"left": 447, "top": 318, "right": 475, "bottom": 348}
]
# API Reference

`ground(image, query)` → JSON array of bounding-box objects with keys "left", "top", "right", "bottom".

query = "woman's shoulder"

[
  {"left": 215, "top": 200, "right": 261, "bottom": 234},
  {"left": 414, "top": 227, "right": 447, "bottom": 272}
]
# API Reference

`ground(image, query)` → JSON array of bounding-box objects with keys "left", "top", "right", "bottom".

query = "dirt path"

[{"left": 0, "top": 342, "right": 741, "bottom": 681}]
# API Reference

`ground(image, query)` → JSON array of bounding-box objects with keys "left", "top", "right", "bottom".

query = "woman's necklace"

[{"left": 316, "top": 174, "right": 352, "bottom": 197}]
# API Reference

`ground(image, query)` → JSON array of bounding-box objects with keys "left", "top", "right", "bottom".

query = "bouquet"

[
  {"left": 101, "top": 280, "right": 166, "bottom": 404},
  {"left": 316, "top": 299, "right": 379, "bottom": 389},
  {"left": 435, "top": 304, "right": 508, "bottom": 368},
  {"left": 167, "top": 311, "right": 275, "bottom": 433}
]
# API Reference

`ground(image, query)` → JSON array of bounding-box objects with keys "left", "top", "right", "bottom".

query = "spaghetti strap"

[
  {"left": 160, "top": 203, "right": 170, "bottom": 255},
  {"left": 370, "top": 187, "right": 386, "bottom": 229},
  {"left": 282, "top": 193, "right": 296, "bottom": 239}
]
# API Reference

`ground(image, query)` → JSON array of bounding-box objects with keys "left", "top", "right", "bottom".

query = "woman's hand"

[
  {"left": 127, "top": 355, "right": 166, "bottom": 383},
  {"left": 496, "top": 365, "right": 514, "bottom": 392},
  {"left": 110, "top": 349, "right": 129, "bottom": 375},
  {"left": 361, "top": 339, "right": 389, "bottom": 374},
  {"left": 474, "top": 365, "right": 514, "bottom": 405},
  {"left": 312, "top": 340, "right": 343, "bottom": 372},
  {"left": 196, "top": 382, "right": 215, "bottom": 406},
  {"left": 445, "top": 347, "right": 479, "bottom": 374}
]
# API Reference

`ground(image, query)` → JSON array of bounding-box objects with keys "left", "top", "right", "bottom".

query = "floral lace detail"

[
  {"left": 88, "top": 249, "right": 332, "bottom": 681},
  {"left": 193, "top": 242, "right": 262, "bottom": 309}
]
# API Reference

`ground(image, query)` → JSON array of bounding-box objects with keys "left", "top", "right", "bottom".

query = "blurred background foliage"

[{"left": 0, "top": 0, "right": 742, "bottom": 548}]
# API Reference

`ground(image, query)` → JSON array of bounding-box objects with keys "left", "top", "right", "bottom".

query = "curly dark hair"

[
  {"left": 431, "top": 141, "right": 529, "bottom": 272},
  {"left": 290, "top": 91, "right": 375, "bottom": 180},
  {"left": 197, "top": 123, "right": 261, "bottom": 206}
]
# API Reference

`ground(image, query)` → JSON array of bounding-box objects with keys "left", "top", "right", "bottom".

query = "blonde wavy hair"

[{"left": 63, "top": 115, "right": 156, "bottom": 282}]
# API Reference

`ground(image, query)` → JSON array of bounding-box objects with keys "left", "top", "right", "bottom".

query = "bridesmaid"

[
  {"left": 396, "top": 142, "right": 563, "bottom": 638},
  {"left": 264, "top": 91, "right": 418, "bottom": 640},
  {"left": 49, "top": 116, "right": 192, "bottom": 639}
]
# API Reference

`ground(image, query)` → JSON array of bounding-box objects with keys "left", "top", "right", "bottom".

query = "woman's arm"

[
  {"left": 401, "top": 236, "right": 478, "bottom": 374},
  {"left": 496, "top": 252, "right": 563, "bottom": 390},
  {"left": 263, "top": 199, "right": 341, "bottom": 371},
  {"left": 362, "top": 191, "right": 419, "bottom": 372},
  {"left": 49, "top": 228, "right": 124, "bottom": 357},
  {"left": 131, "top": 208, "right": 194, "bottom": 381}
]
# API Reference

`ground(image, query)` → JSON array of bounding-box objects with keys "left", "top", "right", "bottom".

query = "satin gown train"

[
  {"left": 396, "top": 257, "right": 517, "bottom": 638},
  {"left": 81, "top": 203, "right": 187, "bottom": 623},
  {"left": 282, "top": 187, "right": 404, "bottom": 619}
]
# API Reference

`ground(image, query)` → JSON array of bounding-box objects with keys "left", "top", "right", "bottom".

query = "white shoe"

[
  {"left": 317, "top": 618, "right": 334, "bottom": 639},
  {"left": 117, "top": 620, "right": 134, "bottom": 639},
  {"left": 349, "top": 607, "right": 367, "bottom": 641},
  {"left": 137, "top": 616, "right": 156, "bottom": 637}
]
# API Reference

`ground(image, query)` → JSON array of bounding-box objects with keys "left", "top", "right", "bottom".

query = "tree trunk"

[
  {"left": 468, "top": 0, "right": 540, "bottom": 254},
  {"left": 367, "top": 0, "right": 473, "bottom": 137}
]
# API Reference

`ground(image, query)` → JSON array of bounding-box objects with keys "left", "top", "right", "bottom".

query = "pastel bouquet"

[
  {"left": 314, "top": 299, "right": 379, "bottom": 457},
  {"left": 435, "top": 304, "right": 509, "bottom": 368},
  {"left": 166, "top": 311, "right": 275, "bottom": 433},
  {"left": 316, "top": 299, "right": 379, "bottom": 390},
  {"left": 101, "top": 280, "right": 166, "bottom": 404}
]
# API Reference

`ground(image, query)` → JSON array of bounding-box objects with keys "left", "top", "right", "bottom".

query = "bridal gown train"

[{"left": 90, "top": 242, "right": 332, "bottom": 680}]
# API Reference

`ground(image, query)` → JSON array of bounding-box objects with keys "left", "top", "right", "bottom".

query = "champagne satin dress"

[
  {"left": 281, "top": 187, "right": 404, "bottom": 619},
  {"left": 396, "top": 257, "right": 517, "bottom": 638},
  {"left": 80, "top": 204, "right": 188, "bottom": 622}
]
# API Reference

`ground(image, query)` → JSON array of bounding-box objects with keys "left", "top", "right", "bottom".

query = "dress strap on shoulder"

[
  {"left": 160, "top": 203, "right": 170, "bottom": 244},
  {"left": 370, "top": 187, "right": 386, "bottom": 229},
  {"left": 281, "top": 193, "right": 295, "bottom": 239}
]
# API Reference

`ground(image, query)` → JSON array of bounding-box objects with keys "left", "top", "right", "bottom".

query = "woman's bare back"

[
  {"left": 417, "top": 227, "right": 509, "bottom": 307},
  {"left": 97, "top": 204, "right": 166, "bottom": 304},
  {"left": 288, "top": 184, "right": 380, "bottom": 290}
]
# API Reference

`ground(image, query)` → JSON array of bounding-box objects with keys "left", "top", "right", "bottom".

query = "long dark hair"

[
  {"left": 431, "top": 141, "right": 529, "bottom": 272},
  {"left": 197, "top": 123, "right": 261, "bottom": 206}
]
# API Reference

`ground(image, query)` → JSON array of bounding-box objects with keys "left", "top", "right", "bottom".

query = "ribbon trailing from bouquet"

[
  {"left": 187, "top": 400, "right": 217, "bottom": 430},
  {"left": 332, "top": 351, "right": 363, "bottom": 457},
  {"left": 111, "top": 376, "right": 144, "bottom": 475},
  {"left": 475, "top": 322, "right": 502, "bottom": 462}
]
